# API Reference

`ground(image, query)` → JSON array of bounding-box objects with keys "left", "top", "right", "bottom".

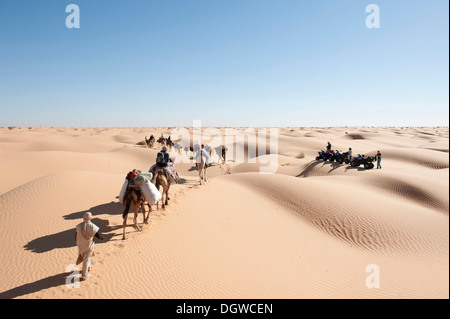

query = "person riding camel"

[
  {"left": 156, "top": 146, "right": 170, "bottom": 168},
  {"left": 149, "top": 147, "right": 180, "bottom": 184}
]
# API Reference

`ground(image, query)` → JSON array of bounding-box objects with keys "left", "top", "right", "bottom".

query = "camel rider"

[
  {"left": 150, "top": 147, "right": 180, "bottom": 183},
  {"left": 156, "top": 146, "right": 170, "bottom": 168}
]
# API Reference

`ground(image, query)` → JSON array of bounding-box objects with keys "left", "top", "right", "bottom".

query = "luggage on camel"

[
  {"left": 149, "top": 163, "right": 180, "bottom": 184},
  {"left": 119, "top": 170, "right": 162, "bottom": 205},
  {"left": 140, "top": 179, "right": 161, "bottom": 205}
]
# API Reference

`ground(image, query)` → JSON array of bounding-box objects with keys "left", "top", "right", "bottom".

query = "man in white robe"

[
  {"left": 195, "top": 145, "right": 211, "bottom": 167},
  {"left": 75, "top": 212, "right": 103, "bottom": 281}
]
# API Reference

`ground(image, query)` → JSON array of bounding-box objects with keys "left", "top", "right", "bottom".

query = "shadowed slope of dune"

[{"left": 223, "top": 173, "right": 449, "bottom": 259}]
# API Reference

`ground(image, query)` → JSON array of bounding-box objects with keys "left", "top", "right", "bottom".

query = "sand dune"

[{"left": 0, "top": 126, "right": 448, "bottom": 299}]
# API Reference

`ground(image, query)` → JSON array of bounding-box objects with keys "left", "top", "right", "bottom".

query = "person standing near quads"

[
  {"left": 326, "top": 142, "right": 332, "bottom": 151},
  {"left": 376, "top": 151, "right": 382, "bottom": 169},
  {"left": 75, "top": 212, "right": 103, "bottom": 281}
]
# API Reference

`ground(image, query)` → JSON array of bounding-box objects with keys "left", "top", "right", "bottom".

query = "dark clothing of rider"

[{"left": 157, "top": 150, "right": 170, "bottom": 168}]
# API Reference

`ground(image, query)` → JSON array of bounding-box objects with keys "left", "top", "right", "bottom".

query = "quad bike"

[
  {"left": 331, "top": 151, "right": 350, "bottom": 164},
  {"left": 316, "top": 150, "right": 335, "bottom": 162},
  {"left": 350, "top": 155, "right": 375, "bottom": 169}
]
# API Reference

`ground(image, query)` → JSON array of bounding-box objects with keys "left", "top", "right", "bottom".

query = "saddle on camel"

[{"left": 149, "top": 147, "right": 181, "bottom": 184}]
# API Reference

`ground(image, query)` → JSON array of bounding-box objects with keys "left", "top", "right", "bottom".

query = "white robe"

[
  {"left": 195, "top": 149, "right": 210, "bottom": 165},
  {"left": 76, "top": 221, "right": 99, "bottom": 257}
]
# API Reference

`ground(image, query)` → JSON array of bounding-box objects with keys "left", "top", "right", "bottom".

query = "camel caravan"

[{"left": 120, "top": 134, "right": 229, "bottom": 239}]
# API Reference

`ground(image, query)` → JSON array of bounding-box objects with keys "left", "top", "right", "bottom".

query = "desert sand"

[{"left": 0, "top": 126, "right": 448, "bottom": 299}]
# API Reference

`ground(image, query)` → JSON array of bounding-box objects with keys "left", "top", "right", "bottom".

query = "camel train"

[{"left": 121, "top": 136, "right": 229, "bottom": 239}]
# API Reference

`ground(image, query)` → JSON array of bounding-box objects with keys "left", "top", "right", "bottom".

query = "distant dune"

[{"left": 0, "top": 126, "right": 448, "bottom": 299}]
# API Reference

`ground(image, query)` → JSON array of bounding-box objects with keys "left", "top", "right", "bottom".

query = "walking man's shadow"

[{"left": 0, "top": 272, "right": 69, "bottom": 299}]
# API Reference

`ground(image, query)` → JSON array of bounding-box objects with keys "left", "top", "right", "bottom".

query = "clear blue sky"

[{"left": 0, "top": 0, "right": 448, "bottom": 127}]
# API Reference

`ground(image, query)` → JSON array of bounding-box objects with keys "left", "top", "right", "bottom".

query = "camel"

[
  {"left": 157, "top": 136, "right": 166, "bottom": 147},
  {"left": 173, "top": 143, "right": 183, "bottom": 155},
  {"left": 203, "top": 144, "right": 212, "bottom": 156},
  {"left": 184, "top": 146, "right": 190, "bottom": 156},
  {"left": 145, "top": 135, "right": 155, "bottom": 148},
  {"left": 196, "top": 148, "right": 208, "bottom": 185},
  {"left": 191, "top": 142, "right": 201, "bottom": 160},
  {"left": 166, "top": 138, "right": 174, "bottom": 150},
  {"left": 152, "top": 167, "right": 171, "bottom": 209},
  {"left": 121, "top": 187, "right": 152, "bottom": 240},
  {"left": 214, "top": 145, "right": 228, "bottom": 163}
]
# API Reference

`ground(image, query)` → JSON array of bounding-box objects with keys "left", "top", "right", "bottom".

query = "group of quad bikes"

[{"left": 316, "top": 150, "right": 376, "bottom": 169}]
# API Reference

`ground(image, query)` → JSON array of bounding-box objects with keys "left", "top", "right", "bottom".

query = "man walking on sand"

[{"left": 75, "top": 212, "right": 103, "bottom": 281}]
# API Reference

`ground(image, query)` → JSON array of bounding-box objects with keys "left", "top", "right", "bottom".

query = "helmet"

[{"left": 162, "top": 146, "right": 168, "bottom": 152}]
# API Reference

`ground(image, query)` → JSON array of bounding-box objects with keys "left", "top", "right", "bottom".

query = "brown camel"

[
  {"left": 157, "top": 136, "right": 166, "bottom": 147},
  {"left": 166, "top": 139, "right": 174, "bottom": 150},
  {"left": 214, "top": 145, "right": 227, "bottom": 164},
  {"left": 196, "top": 149, "right": 208, "bottom": 185},
  {"left": 152, "top": 167, "right": 171, "bottom": 209},
  {"left": 145, "top": 135, "right": 155, "bottom": 148},
  {"left": 122, "top": 187, "right": 152, "bottom": 240}
]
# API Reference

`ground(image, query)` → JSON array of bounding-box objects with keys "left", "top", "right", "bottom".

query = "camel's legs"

[
  {"left": 140, "top": 203, "right": 146, "bottom": 224},
  {"left": 164, "top": 189, "right": 169, "bottom": 206},
  {"left": 122, "top": 213, "right": 128, "bottom": 240},
  {"left": 144, "top": 203, "right": 151, "bottom": 224},
  {"left": 161, "top": 188, "right": 166, "bottom": 209},
  {"left": 122, "top": 198, "right": 132, "bottom": 240},
  {"left": 133, "top": 203, "right": 142, "bottom": 232}
]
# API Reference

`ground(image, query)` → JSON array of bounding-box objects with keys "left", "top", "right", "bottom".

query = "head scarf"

[{"left": 81, "top": 212, "right": 93, "bottom": 240}]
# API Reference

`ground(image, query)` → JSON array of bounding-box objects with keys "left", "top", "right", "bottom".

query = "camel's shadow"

[
  {"left": 23, "top": 217, "right": 118, "bottom": 254},
  {"left": 24, "top": 201, "right": 126, "bottom": 254},
  {"left": 187, "top": 163, "right": 215, "bottom": 172},
  {"left": 63, "top": 201, "right": 123, "bottom": 220},
  {"left": 188, "top": 166, "right": 198, "bottom": 172}
]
